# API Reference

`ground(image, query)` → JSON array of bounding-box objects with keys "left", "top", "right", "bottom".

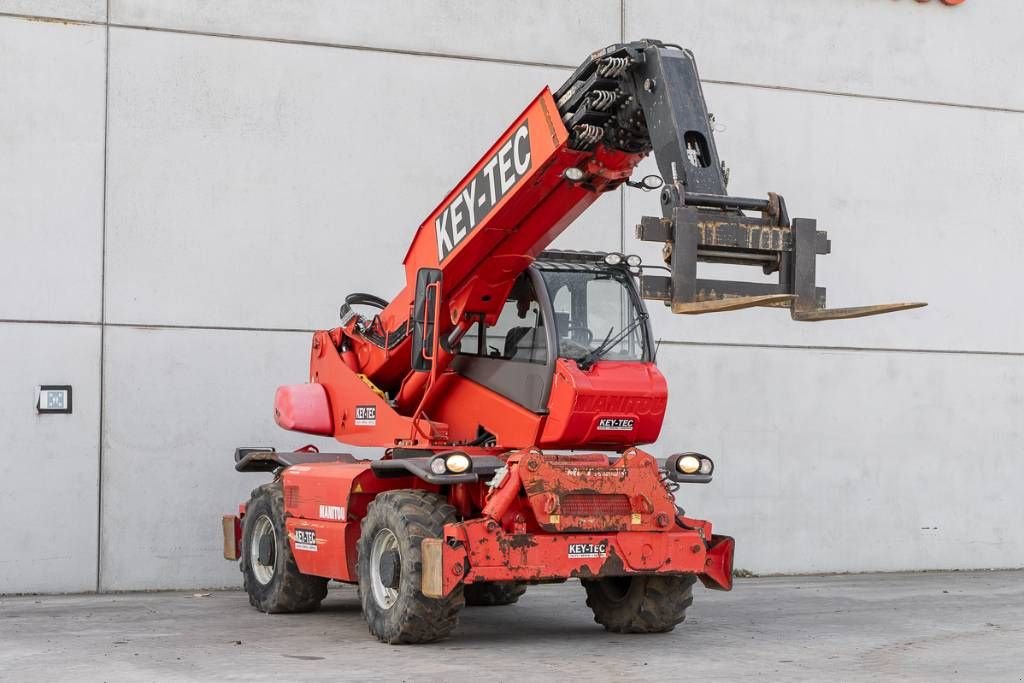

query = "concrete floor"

[{"left": 1, "top": 571, "right": 1021, "bottom": 682}]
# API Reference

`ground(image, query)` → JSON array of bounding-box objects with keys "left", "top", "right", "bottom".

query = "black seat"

[{"left": 503, "top": 326, "right": 535, "bottom": 358}]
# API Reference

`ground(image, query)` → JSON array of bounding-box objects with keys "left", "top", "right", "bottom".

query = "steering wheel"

[{"left": 566, "top": 324, "right": 593, "bottom": 344}]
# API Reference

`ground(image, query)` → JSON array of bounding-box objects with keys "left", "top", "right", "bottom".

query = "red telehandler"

[{"left": 222, "top": 40, "right": 923, "bottom": 643}]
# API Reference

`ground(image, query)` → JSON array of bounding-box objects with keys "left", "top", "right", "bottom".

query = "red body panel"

[
  {"left": 280, "top": 462, "right": 437, "bottom": 581},
  {"left": 540, "top": 359, "right": 668, "bottom": 449},
  {"left": 309, "top": 330, "right": 447, "bottom": 446},
  {"left": 435, "top": 522, "right": 713, "bottom": 590},
  {"left": 516, "top": 449, "right": 676, "bottom": 532},
  {"left": 284, "top": 517, "right": 355, "bottom": 580},
  {"left": 266, "top": 449, "right": 734, "bottom": 593},
  {"left": 424, "top": 373, "right": 544, "bottom": 446}
]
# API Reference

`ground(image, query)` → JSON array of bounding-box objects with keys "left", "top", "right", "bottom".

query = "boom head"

[{"left": 556, "top": 40, "right": 925, "bottom": 320}]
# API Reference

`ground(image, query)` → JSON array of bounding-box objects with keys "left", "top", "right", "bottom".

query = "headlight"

[
  {"left": 665, "top": 452, "right": 714, "bottom": 483},
  {"left": 604, "top": 252, "right": 624, "bottom": 266},
  {"left": 429, "top": 457, "right": 448, "bottom": 475},
  {"left": 625, "top": 254, "right": 642, "bottom": 268},
  {"left": 445, "top": 453, "right": 471, "bottom": 474},
  {"left": 677, "top": 455, "right": 701, "bottom": 474}
]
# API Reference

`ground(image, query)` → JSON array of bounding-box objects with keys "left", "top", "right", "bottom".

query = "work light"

[
  {"left": 677, "top": 455, "right": 701, "bottom": 474},
  {"left": 445, "top": 453, "right": 471, "bottom": 474},
  {"left": 563, "top": 167, "right": 585, "bottom": 182}
]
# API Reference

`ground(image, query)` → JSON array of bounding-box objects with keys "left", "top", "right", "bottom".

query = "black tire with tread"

[
  {"left": 357, "top": 490, "right": 464, "bottom": 644},
  {"left": 582, "top": 574, "right": 695, "bottom": 633},
  {"left": 241, "top": 482, "right": 328, "bottom": 613},
  {"left": 464, "top": 581, "right": 527, "bottom": 607}
]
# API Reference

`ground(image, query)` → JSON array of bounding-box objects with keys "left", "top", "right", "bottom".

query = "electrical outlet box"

[{"left": 37, "top": 385, "right": 72, "bottom": 414}]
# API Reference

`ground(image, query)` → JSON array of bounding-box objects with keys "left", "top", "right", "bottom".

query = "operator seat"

[
  {"left": 505, "top": 324, "right": 548, "bottom": 362},
  {"left": 503, "top": 326, "right": 534, "bottom": 359}
]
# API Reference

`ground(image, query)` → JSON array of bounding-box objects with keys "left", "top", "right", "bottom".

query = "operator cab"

[
  {"left": 539, "top": 257, "right": 652, "bottom": 367},
  {"left": 451, "top": 251, "right": 666, "bottom": 447}
]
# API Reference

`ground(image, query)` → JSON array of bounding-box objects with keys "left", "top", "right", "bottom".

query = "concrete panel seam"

[
  {"left": 2, "top": 319, "right": 1019, "bottom": 358},
  {"left": 703, "top": 78, "right": 1024, "bottom": 117},
  {"left": 0, "top": 11, "right": 102, "bottom": 27},
  {"left": 0, "top": 318, "right": 101, "bottom": 327},
  {"left": 102, "top": 321, "right": 318, "bottom": 334},
  {"left": 111, "top": 22, "right": 1024, "bottom": 115},
  {"left": 107, "top": 22, "right": 573, "bottom": 71},
  {"left": 2, "top": 11, "right": 1018, "bottom": 115},
  {"left": 96, "top": 0, "right": 110, "bottom": 593},
  {"left": 0, "top": 319, "right": 314, "bottom": 333}
]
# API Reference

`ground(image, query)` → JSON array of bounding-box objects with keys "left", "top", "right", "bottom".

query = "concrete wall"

[{"left": 1, "top": 0, "right": 1020, "bottom": 592}]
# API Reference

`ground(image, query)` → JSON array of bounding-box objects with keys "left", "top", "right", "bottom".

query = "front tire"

[
  {"left": 582, "top": 574, "right": 695, "bottom": 633},
  {"left": 240, "top": 482, "right": 328, "bottom": 613},
  {"left": 357, "top": 490, "right": 464, "bottom": 644}
]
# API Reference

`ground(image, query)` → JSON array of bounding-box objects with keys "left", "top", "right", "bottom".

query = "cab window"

[
  {"left": 459, "top": 275, "right": 548, "bottom": 364},
  {"left": 542, "top": 269, "right": 647, "bottom": 362}
]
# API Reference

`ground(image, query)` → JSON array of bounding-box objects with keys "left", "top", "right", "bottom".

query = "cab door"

[{"left": 449, "top": 269, "right": 557, "bottom": 413}]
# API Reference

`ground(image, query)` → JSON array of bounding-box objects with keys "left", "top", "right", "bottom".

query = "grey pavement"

[{"left": 1, "top": 570, "right": 1022, "bottom": 682}]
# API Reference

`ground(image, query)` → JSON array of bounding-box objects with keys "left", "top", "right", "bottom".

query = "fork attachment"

[
  {"left": 615, "top": 43, "right": 924, "bottom": 320},
  {"left": 636, "top": 195, "right": 925, "bottom": 320}
]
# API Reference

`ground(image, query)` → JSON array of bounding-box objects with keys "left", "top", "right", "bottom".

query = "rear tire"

[
  {"left": 582, "top": 574, "right": 695, "bottom": 633},
  {"left": 357, "top": 490, "right": 464, "bottom": 644},
  {"left": 464, "top": 581, "right": 527, "bottom": 606},
  {"left": 240, "top": 482, "right": 328, "bottom": 613}
]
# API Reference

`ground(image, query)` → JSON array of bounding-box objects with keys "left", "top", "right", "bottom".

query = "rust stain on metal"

[
  {"left": 504, "top": 534, "right": 539, "bottom": 550},
  {"left": 598, "top": 545, "right": 626, "bottom": 576}
]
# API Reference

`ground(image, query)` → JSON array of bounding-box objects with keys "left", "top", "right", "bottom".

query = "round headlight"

[
  {"left": 677, "top": 455, "right": 701, "bottom": 474},
  {"left": 445, "top": 453, "right": 471, "bottom": 474},
  {"left": 625, "top": 254, "right": 642, "bottom": 268},
  {"left": 563, "top": 167, "right": 585, "bottom": 182},
  {"left": 698, "top": 457, "right": 714, "bottom": 475},
  {"left": 429, "top": 457, "right": 448, "bottom": 475},
  {"left": 604, "top": 252, "right": 624, "bottom": 266}
]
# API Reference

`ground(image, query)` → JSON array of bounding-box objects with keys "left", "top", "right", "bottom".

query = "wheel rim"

[
  {"left": 249, "top": 514, "right": 276, "bottom": 585},
  {"left": 369, "top": 528, "right": 401, "bottom": 609}
]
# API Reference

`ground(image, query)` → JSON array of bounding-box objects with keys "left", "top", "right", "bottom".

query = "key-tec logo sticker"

[
  {"left": 294, "top": 528, "right": 317, "bottom": 552},
  {"left": 435, "top": 122, "right": 532, "bottom": 261},
  {"left": 568, "top": 542, "right": 608, "bottom": 559},
  {"left": 355, "top": 405, "right": 376, "bottom": 426},
  {"left": 597, "top": 418, "right": 635, "bottom": 431}
]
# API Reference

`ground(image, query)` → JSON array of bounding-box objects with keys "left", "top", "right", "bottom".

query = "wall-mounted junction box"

[{"left": 37, "top": 385, "right": 72, "bottom": 414}]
